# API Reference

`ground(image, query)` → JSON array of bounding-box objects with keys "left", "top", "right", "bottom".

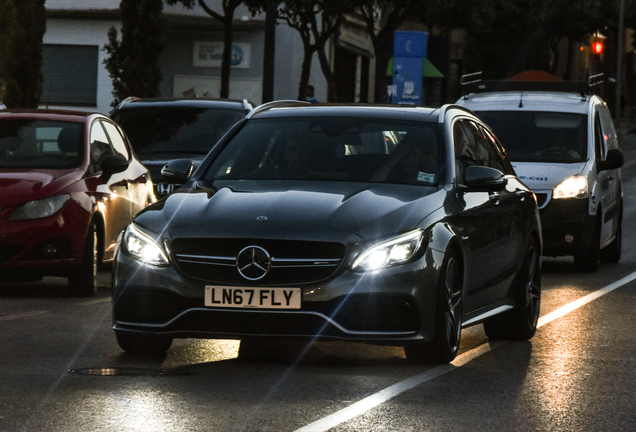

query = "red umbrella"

[{"left": 507, "top": 70, "right": 562, "bottom": 81}]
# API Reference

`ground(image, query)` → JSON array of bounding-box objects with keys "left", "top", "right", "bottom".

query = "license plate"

[{"left": 204, "top": 286, "right": 301, "bottom": 309}]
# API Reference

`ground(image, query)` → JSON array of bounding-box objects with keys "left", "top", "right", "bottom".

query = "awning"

[
  {"left": 507, "top": 70, "right": 561, "bottom": 81},
  {"left": 387, "top": 57, "right": 445, "bottom": 78}
]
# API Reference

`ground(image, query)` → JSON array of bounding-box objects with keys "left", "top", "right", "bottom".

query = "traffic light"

[{"left": 590, "top": 35, "right": 605, "bottom": 56}]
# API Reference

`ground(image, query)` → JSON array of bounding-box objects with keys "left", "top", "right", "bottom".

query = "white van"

[{"left": 457, "top": 78, "right": 623, "bottom": 271}]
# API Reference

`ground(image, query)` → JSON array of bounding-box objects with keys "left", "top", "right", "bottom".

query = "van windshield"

[{"left": 475, "top": 111, "right": 587, "bottom": 163}]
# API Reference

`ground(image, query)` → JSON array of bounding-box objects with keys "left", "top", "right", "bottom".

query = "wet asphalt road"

[{"left": 2, "top": 131, "right": 636, "bottom": 431}]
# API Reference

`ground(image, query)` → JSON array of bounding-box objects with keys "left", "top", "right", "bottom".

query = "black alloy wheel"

[
  {"left": 69, "top": 221, "right": 98, "bottom": 297},
  {"left": 600, "top": 209, "right": 622, "bottom": 263},
  {"left": 484, "top": 237, "right": 541, "bottom": 340},
  {"left": 574, "top": 215, "right": 601, "bottom": 272},
  {"left": 405, "top": 249, "right": 463, "bottom": 364}
]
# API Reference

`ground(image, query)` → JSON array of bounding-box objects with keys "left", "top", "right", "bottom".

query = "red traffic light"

[
  {"left": 592, "top": 41, "right": 604, "bottom": 54},
  {"left": 591, "top": 36, "right": 605, "bottom": 55}
]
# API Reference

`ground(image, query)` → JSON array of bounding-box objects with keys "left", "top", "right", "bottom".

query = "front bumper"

[
  {"left": 0, "top": 200, "right": 90, "bottom": 278},
  {"left": 112, "top": 248, "right": 443, "bottom": 343},
  {"left": 539, "top": 197, "right": 595, "bottom": 257}
]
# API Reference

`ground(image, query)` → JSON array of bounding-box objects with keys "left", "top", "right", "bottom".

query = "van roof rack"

[{"left": 460, "top": 72, "right": 603, "bottom": 98}]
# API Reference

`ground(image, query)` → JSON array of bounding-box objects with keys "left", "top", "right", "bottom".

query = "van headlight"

[
  {"left": 552, "top": 175, "right": 588, "bottom": 199},
  {"left": 352, "top": 230, "right": 425, "bottom": 271},
  {"left": 122, "top": 224, "right": 170, "bottom": 266},
  {"left": 9, "top": 195, "right": 70, "bottom": 220}
]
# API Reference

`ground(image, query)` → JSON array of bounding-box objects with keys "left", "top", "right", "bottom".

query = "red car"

[{"left": 0, "top": 110, "right": 154, "bottom": 296}]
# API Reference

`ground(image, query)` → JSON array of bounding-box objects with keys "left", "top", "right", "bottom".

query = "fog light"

[
  {"left": 565, "top": 235, "right": 574, "bottom": 243},
  {"left": 44, "top": 243, "right": 58, "bottom": 256}
]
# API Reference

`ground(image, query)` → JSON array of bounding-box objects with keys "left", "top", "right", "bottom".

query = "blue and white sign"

[
  {"left": 193, "top": 42, "right": 251, "bottom": 69},
  {"left": 391, "top": 31, "right": 428, "bottom": 105}
]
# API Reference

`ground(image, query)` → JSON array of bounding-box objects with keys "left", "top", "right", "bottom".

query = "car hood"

[
  {"left": 139, "top": 154, "right": 206, "bottom": 181},
  {"left": 0, "top": 169, "right": 81, "bottom": 208},
  {"left": 135, "top": 180, "right": 445, "bottom": 242},
  {"left": 511, "top": 161, "right": 586, "bottom": 191}
]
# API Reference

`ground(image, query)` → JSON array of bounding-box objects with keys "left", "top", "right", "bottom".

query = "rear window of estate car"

[
  {"left": 475, "top": 111, "right": 587, "bottom": 163},
  {"left": 203, "top": 117, "right": 441, "bottom": 186},
  {"left": 113, "top": 107, "right": 245, "bottom": 156}
]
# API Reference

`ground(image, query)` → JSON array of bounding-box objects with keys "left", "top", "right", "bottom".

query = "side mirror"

[
  {"left": 162, "top": 158, "right": 194, "bottom": 184},
  {"left": 464, "top": 165, "right": 507, "bottom": 192},
  {"left": 100, "top": 155, "right": 129, "bottom": 177},
  {"left": 597, "top": 148, "right": 623, "bottom": 172}
]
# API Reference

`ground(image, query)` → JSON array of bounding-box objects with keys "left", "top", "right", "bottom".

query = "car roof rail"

[
  {"left": 438, "top": 104, "right": 476, "bottom": 121},
  {"left": 460, "top": 71, "right": 604, "bottom": 98},
  {"left": 242, "top": 99, "right": 254, "bottom": 111},
  {"left": 247, "top": 100, "right": 309, "bottom": 118},
  {"left": 109, "top": 96, "right": 140, "bottom": 115}
]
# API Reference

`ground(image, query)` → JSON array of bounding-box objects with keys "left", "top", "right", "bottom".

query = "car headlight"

[
  {"left": 122, "top": 224, "right": 170, "bottom": 266},
  {"left": 9, "top": 194, "right": 70, "bottom": 221},
  {"left": 351, "top": 230, "right": 425, "bottom": 272},
  {"left": 552, "top": 175, "right": 588, "bottom": 199}
]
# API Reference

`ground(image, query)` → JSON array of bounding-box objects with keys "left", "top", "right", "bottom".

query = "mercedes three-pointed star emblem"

[{"left": 236, "top": 246, "right": 271, "bottom": 281}]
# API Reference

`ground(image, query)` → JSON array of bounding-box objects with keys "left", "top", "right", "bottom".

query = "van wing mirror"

[{"left": 597, "top": 148, "right": 623, "bottom": 172}]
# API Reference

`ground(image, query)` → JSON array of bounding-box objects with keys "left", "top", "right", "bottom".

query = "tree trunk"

[
  {"left": 298, "top": 42, "right": 315, "bottom": 100},
  {"left": 372, "top": 35, "right": 394, "bottom": 103},
  {"left": 316, "top": 43, "right": 338, "bottom": 102},
  {"left": 220, "top": 13, "right": 233, "bottom": 99}
]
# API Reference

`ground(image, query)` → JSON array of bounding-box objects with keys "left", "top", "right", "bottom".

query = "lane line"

[
  {"left": 537, "top": 271, "right": 636, "bottom": 328},
  {"left": 294, "top": 269, "right": 636, "bottom": 432},
  {"left": 76, "top": 297, "right": 111, "bottom": 306},
  {"left": 0, "top": 311, "right": 48, "bottom": 321}
]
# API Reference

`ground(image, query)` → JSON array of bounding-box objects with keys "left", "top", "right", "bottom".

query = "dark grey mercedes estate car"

[{"left": 112, "top": 101, "right": 542, "bottom": 363}]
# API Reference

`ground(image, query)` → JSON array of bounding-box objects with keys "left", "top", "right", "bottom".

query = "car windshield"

[
  {"left": 475, "top": 111, "right": 587, "bottom": 163},
  {"left": 0, "top": 120, "right": 83, "bottom": 169},
  {"left": 203, "top": 117, "right": 440, "bottom": 186},
  {"left": 113, "top": 107, "right": 245, "bottom": 156}
]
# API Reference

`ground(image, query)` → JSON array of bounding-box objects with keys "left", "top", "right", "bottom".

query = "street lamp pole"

[{"left": 616, "top": 0, "right": 625, "bottom": 118}]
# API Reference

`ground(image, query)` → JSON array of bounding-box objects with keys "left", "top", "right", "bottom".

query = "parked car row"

[
  {"left": 0, "top": 110, "right": 154, "bottom": 296},
  {"left": 0, "top": 79, "right": 623, "bottom": 364},
  {"left": 0, "top": 98, "right": 251, "bottom": 295}
]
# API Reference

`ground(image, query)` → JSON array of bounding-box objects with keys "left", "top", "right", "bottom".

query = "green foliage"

[
  {"left": 458, "top": 0, "right": 608, "bottom": 79},
  {"left": 104, "top": 0, "right": 166, "bottom": 107},
  {"left": 0, "top": 0, "right": 18, "bottom": 78},
  {"left": 461, "top": 0, "right": 549, "bottom": 79},
  {"left": 0, "top": 0, "right": 46, "bottom": 108}
]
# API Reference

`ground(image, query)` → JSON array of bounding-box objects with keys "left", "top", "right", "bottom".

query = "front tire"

[
  {"left": 405, "top": 250, "right": 463, "bottom": 364},
  {"left": 574, "top": 216, "right": 601, "bottom": 272},
  {"left": 600, "top": 215, "right": 622, "bottom": 263},
  {"left": 68, "top": 222, "right": 98, "bottom": 297},
  {"left": 484, "top": 237, "right": 541, "bottom": 340}
]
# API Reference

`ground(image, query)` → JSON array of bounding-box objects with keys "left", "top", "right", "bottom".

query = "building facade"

[{"left": 42, "top": 0, "right": 329, "bottom": 114}]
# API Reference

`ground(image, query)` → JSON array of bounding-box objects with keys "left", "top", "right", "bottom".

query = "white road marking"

[
  {"left": 294, "top": 270, "right": 636, "bottom": 432},
  {"left": 76, "top": 297, "right": 111, "bottom": 306},
  {"left": 537, "top": 271, "right": 636, "bottom": 328},
  {"left": 0, "top": 311, "right": 48, "bottom": 321}
]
